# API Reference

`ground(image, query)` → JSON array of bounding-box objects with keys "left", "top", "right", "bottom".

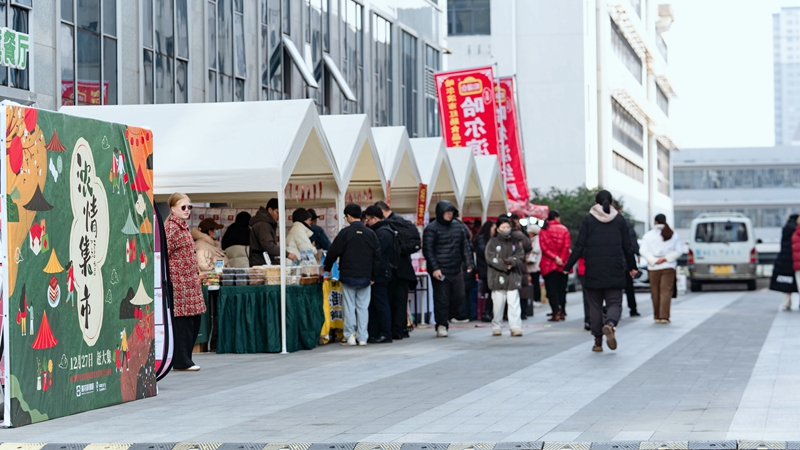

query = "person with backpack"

[
  {"left": 363, "top": 206, "right": 397, "bottom": 344},
  {"left": 486, "top": 216, "right": 526, "bottom": 337},
  {"left": 376, "top": 201, "right": 421, "bottom": 340},
  {"left": 564, "top": 190, "right": 637, "bottom": 352},
  {"left": 423, "top": 200, "right": 474, "bottom": 337}
]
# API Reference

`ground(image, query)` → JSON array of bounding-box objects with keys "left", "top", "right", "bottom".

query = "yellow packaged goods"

[
  {"left": 265, "top": 266, "right": 281, "bottom": 277},
  {"left": 266, "top": 276, "right": 281, "bottom": 285}
]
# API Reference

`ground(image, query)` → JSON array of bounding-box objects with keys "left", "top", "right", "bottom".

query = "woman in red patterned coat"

[
  {"left": 539, "top": 210, "right": 571, "bottom": 322},
  {"left": 165, "top": 192, "right": 206, "bottom": 371}
]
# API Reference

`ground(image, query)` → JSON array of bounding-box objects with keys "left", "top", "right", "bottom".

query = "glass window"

[
  {"left": 613, "top": 151, "right": 644, "bottom": 183},
  {"left": 341, "top": 0, "right": 363, "bottom": 113},
  {"left": 657, "top": 142, "right": 670, "bottom": 196},
  {"left": 401, "top": 31, "right": 418, "bottom": 137},
  {"left": 261, "top": 0, "right": 289, "bottom": 100},
  {"left": 629, "top": 0, "right": 641, "bottom": 18},
  {"left": 611, "top": 19, "right": 642, "bottom": 84},
  {"left": 0, "top": 1, "right": 32, "bottom": 91},
  {"left": 208, "top": 0, "right": 245, "bottom": 102},
  {"left": 676, "top": 209, "right": 795, "bottom": 229},
  {"left": 306, "top": 0, "right": 329, "bottom": 112},
  {"left": 424, "top": 45, "right": 440, "bottom": 137},
  {"left": 656, "top": 84, "right": 669, "bottom": 116},
  {"left": 62, "top": 0, "right": 118, "bottom": 105},
  {"left": 60, "top": 24, "right": 75, "bottom": 104},
  {"left": 611, "top": 98, "right": 644, "bottom": 157},
  {"left": 672, "top": 167, "right": 800, "bottom": 190},
  {"left": 373, "top": 14, "right": 392, "bottom": 126},
  {"left": 694, "top": 222, "right": 748, "bottom": 243},
  {"left": 447, "top": 0, "right": 490, "bottom": 36},
  {"left": 143, "top": 0, "right": 189, "bottom": 104}
]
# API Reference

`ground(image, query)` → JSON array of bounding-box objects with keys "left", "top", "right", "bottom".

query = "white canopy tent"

[
  {"left": 320, "top": 114, "right": 385, "bottom": 220},
  {"left": 371, "top": 126, "right": 421, "bottom": 213},
  {"left": 445, "top": 147, "right": 484, "bottom": 218},
  {"left": 474, "top": 155, "right": 509, "bottom": 220},
  {"left": 409, "top": 137, "right": 459, "bottom": 214},
  {"left": 63, "top": 99, "right": 342, "bottom": 354}
]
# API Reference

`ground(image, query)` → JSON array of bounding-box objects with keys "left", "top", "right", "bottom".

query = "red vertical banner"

[
  {"left": 496, "top": 77, "right": 529, "bottom": 203},
  {"left": 435, "top": 67, "right": 500, "bottom": 162},
  {"left": 416, "top": 183, "right": 428, "bottom": 226}
]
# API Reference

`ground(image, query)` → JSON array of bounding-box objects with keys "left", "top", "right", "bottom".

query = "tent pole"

[{"left": 279, "top": 187, "right": 288, "bottom": 355}]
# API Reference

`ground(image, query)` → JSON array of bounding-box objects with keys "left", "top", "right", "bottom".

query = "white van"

[{"left": 688, "top": 213, "right": 758, "bottom": 291}]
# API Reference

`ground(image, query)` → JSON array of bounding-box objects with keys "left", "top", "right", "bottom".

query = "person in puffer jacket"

[
  {"left": 539, "top": 210, "right": 571, "bottom": 322},
  {"left": 423, "top": 200, "right": 474, "bottom": 338},
  {"left": 192, "top": 218, "right": 230, "bottom": 272},
  {"left": 486, "top": 216, "right": 525, "bottom": 337}
]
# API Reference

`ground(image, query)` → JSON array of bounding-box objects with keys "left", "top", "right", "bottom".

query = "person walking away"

[
  {"left": 792, "top": 216, "right": 800, "bottom": 304},
  {"left": 307, "top": 209, "right": 331, "bottom": 251},
  {"left": 165, "top": 192, "right": 206, "bottom": 371},
  {"left": 510, "top": 214, "right": 533, "bottom": 319},
  {"left": 422, "top": 200, "right": 474, "bottom": 337},
  {"left": 539, "top": 210, "right": 571, "bottom": 322},
  {"left": 249, "top": 198, "right": 298, "bottom": 266},
  {"left": 221, "top": 211, "right": 251, "bottom": 268},
  {"left": 564, "top": 190, "right": 637, "bottom": 352},
  {"left": 474, "top": 221, "right": 496, "bottom": 322},
  {"left": 364, "top": 206, "right": 397, "bottom": 343},
  {"left": 375, "top": 201, "right": 421, "bottom": 339},
  {"left": 323, "top": 204, "right": 381, "bottom": 346},
  {"left": 615, "top": 203, "right": 641, "bottom": 317},
  {"left": 452, "top": 210, "right": 475, "bottom": 324},
  {"left": 640, "top": 214, "right": 683, "bottom": 324},
  {"left": 286, "top": 208, "right": 316, "bottom": 259},
  {"left": 526, "top": 225, "right": 542, "bottom": 310},
  {"left": 770, "top": 214, "right": 799, "bottom": 310},
  {"left": 486, "top": 216, "right": 526, "bottom": 336},
  {"left": 192, "top": 218, "right": 230, "bottom": 272}
]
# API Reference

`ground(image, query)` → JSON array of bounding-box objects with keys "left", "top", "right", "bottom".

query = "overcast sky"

[{"left": 667, "top": 0, "right": 800, "bottom": 149}]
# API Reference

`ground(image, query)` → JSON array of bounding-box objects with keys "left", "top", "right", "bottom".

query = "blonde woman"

[{"left": 165, "top": 193, "right": 206, "bottom": 371}]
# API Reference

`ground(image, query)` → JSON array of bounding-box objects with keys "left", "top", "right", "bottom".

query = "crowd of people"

[
  {"left": 770, "top": 214, "right": 800, "bottom": 309},
  {"left": 163, "top": 189, "right": 693, "bottom": 363}
]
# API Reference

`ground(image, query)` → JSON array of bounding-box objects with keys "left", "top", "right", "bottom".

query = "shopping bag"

[{"left": 320, "top": 279, "right": 345, "bottom": 344}]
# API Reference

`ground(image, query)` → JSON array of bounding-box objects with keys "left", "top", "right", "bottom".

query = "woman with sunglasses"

[{"left": 165, "top": 193, "right": 206, "bottom": 371}]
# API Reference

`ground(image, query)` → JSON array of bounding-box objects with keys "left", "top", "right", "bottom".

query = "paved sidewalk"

[{"left": 1, "top": 288, "right": 796, "bottom": 442}]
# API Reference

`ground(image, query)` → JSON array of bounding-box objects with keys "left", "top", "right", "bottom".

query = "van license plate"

[{"left": 712, "top": 265, "right": 732, "bottom": 275}]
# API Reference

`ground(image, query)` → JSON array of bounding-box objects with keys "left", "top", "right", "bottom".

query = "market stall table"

[{"left": 216, "top": 284, "right": 324, "bottom": 353}]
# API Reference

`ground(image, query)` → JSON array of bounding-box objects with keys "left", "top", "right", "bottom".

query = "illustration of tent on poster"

[{"left": 0, "top": 102, "right": 156, "bottom": 427}]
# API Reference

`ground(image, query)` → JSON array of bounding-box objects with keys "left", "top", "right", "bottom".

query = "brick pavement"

[{"left": 0, "top": 288, "right": 795, "bottom": 443}]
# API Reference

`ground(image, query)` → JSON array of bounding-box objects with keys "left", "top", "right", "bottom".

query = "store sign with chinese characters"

[
  {"left": 434, "top": 67, "right": 501, "bottom": 165},
  {"left": 0, "top": 28, "right": 30, "bottom": 70},
  {"left": 496, "top": 77, "right": 529, "bottom": 202}
]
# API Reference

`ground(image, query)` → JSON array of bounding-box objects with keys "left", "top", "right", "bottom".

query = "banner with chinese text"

[
  {"left": 416, "top": 183, "right": 427, "bottom": 226},
  {"left": 2, "top": 104, "right": 156, "bottom": 426},
  {"left": 497, "top": 77, "right": 529, "bottom": 202},
  {"left": 435, "top": 67, "right": 501, "bottom": 163}
]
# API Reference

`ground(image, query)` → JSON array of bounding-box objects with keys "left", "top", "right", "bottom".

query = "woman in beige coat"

[
  {"left": 286, "top": 208, "right": 316, "bottom": 259},
  {"left": 192, "top": 218, "right": 230, "bottom": 271}
]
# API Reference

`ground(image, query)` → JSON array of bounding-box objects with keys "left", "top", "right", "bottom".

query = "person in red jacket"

[
  {"left": 539, "top": 210, "right": 571, "bottom": 321},
  {"left": 793, "top": 216, "right": 800, "bottom": 289}
]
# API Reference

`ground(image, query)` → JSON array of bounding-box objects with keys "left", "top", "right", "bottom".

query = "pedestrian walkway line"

[
  {"left": 726, "top": 307, "right": 800, "bottom": 441},
  {"left": 361, "top": 291, "right": 745, "bottom": 443}
]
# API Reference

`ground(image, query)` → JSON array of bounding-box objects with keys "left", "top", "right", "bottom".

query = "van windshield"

[{"left": 694, "top": 221, "right": 748, "bottom": 243}]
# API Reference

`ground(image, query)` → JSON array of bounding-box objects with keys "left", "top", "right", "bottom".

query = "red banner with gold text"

[
  {"left": 435, "top": 67, "right": 500, "bottom": 164},
  {"left": 416, "top": 183, "right": 427, "bottom": 226},
  {"left": 497, "top": 77, "right": 529, "bottom": 202}
]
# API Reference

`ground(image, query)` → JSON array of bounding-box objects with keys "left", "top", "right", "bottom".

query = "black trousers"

[
  {"left": 585, "top": 288, "right": 623, "bottom": 338},
  {"left": 531, "top": 272, "right": 541, "bottom": 302},
  {"left": 544, "top": 272, "right": 568, "bottom": 314},
  {"left": 432, "top": 272, "right": 465, "bottom": 328},
  {"left": 579, "top": 275, "right": 590, "bottom": 324},
  {"left": 369, "top": 281, "right": 392, "bottom": 339},
  {"left": 173, "top": 314, "right": 201, "bottom": 369},
  {"left": 389, "top": 278, "right": 410, "bottom": 335},
  {"left": 625, "top": 275, "right": 638, "bottom": 311}
]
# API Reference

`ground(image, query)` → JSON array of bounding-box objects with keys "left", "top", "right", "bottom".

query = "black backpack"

[
  {"left": 383, "top": 224, "right": 402, "bottom": 270},
  {"left": 388, "top": 215, "right": 421, "bottom": 255}
]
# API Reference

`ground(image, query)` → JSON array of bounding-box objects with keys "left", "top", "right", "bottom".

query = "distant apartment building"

[
  {"left": 445, "top": 0, "right": 678, "bottom": 229},
  {"left": 673, "top": 147, "right": 800, "bottom": 243},
  {"left": 774, "top": 6, "right": 800, "bottom": 146}
]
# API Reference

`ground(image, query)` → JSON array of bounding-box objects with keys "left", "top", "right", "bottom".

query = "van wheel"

[
  {"left": 746, "top": 280, "right": 757, "bottom": 291},
  {"left": 690, "top": 280, "right": 702, "bottom": 292}
]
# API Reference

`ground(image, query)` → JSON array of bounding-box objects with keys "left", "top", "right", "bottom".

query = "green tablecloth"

[
  {"left": 197, "top": 287, "right": 212, "bottom": 344},
  {"left": 216, "top": 284, "right": 324, "bottom": 353}
]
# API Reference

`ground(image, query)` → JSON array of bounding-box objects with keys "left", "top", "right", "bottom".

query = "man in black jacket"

[
  {"left": 564, "top": 191, "right": 637, "bottom": 352},
  {"left": 376, "top": 201, "right": 418, "bottom": 339},
  {"left": 249, "top": 198, "right": 298, "bottom": 266},
  {"left": 615, "top": 203, "right": 641, "bottom": 317},
  {"left": 363, "top": 206, "right": 396, "bottom": 344},
  {"left": 323, "top": 204, "right": 381, "bottom": 346},
  {"left": 423, "top": 200, "right": 474, "bottom": 337}
]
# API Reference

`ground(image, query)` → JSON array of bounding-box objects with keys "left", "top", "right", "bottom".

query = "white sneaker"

[
  {"left": 341, "top": 334, "right": 357, "bottom": 346},
  {"left": 436, "top": 325, "right": 448, "bottom": 337},
  {"left": 450, "top": 318, "right": 470, "bottom": 324},
  {"left": 782, "top": 296, "right": 791, "bottom": 311},
  {"left": 358, "top": 340, "right": 367, "bottom": 346}
]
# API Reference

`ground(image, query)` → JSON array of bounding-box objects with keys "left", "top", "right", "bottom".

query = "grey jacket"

[{"left": 485, "top": 234, "right": 525, "bottom": 291}]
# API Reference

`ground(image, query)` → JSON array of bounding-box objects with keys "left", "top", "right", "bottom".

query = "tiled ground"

[{"left": 2, "top": 287, "right": 797, "bottom": 442}]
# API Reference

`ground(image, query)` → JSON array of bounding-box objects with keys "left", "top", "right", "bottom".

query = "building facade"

[
  {"left": 774, "top": 6, "right": 800, "bottom": 146},
  {"left": 445, "top": 0, "right": 678, "bottom": 229},
  {"left": 673, "top": 147, "right": 800, "bottom": 244},
  {"left": 9, "top": 0, "right": 446, "bottom": 139}
]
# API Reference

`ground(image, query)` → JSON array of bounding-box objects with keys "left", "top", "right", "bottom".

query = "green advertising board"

[{"left": 1, "top": 102, "right": 156, "bottom": 426}]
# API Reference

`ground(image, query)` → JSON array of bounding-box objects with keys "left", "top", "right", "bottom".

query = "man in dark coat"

[
  {"left": 615, "top": 203, "right": 641, "bottom": 317},
  {"left": 771, "top": 214, "right": 800, "bottom": 310},
  {"left": 249, "top": 198, "right": 298, "bottom": 266},
  {"left": 307, "top": 209, "right": 331, "bottom": 251},
  {"left": 451, "top": 210, "right": 475, "bottom": 323},
  {"left": 364, "top": 206, "right": 396, "bottom": 343},
  {"left": 376, "top": 201, "right": 419, "bottom": 339},
  {"left": 423, "top": 200, "right": 474, "bottom": 337},
  {"left": 564, "top": 191, "right": 637, "bottom": 353}
]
